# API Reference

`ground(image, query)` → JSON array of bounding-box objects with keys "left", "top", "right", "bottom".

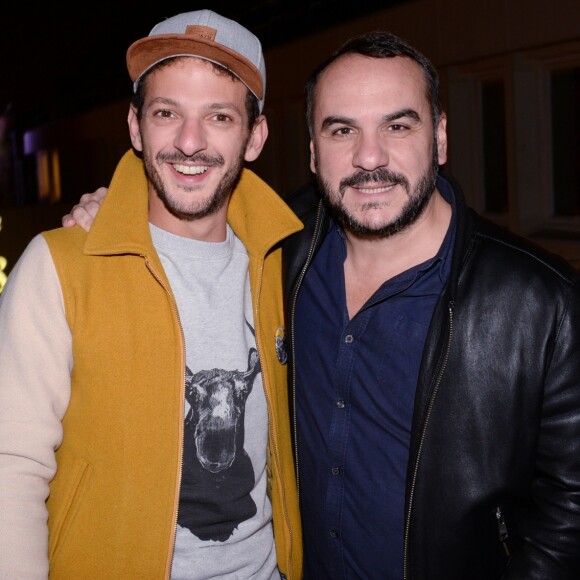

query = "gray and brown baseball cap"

[{"left": 126, "top": 10, "right": 266, "bottom": 112}]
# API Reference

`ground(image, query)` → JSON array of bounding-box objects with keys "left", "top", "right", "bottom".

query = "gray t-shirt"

[{"left": 150, "top": 224, "right": 278, "bottom": 580}]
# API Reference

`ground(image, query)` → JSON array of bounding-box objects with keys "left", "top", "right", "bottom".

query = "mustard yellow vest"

[{"left": 43, "top": 151, "right": 303, "bottom": 579}]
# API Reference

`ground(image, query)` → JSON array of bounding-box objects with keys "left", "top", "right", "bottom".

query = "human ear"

[
  {"left": 244, "top": 115, "right": 268, "bottom": 162},
  {"left": 309, "top": 140, "right": 317, "bottom": 174},
  {"left": 127, "top": 105, "right": 143, "bottom": 152},
  {"left": 436, "top": 113, "right": 448, "bottom": 166}
]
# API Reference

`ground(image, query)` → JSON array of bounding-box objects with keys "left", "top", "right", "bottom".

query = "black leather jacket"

[{"left": 282, "top": 174, "right": 580, "bottom": 580}]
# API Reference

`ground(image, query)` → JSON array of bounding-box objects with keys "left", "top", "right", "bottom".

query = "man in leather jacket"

[
  {"left": 281, "top": 31, "right": 580, "bottom": 580},
  {"left": 62, "top": 29, "right": 580, "bottom": 580}
]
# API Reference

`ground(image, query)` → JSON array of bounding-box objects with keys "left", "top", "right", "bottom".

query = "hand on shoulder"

[{"left": 61, "top": 187, "right": 108, "bottom": 231}]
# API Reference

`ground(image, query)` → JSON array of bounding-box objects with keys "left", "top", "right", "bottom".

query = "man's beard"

[
  {"left": 315, "top": 144, "right": 440, "bottom": 239},
  {"left": 143, "top": 147, "right": 246, "bottom": 221}
]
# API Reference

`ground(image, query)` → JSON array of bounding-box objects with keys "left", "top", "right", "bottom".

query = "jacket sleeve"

[
  {"left": 507, "top": 275, "right": 580, "bottom": 579},
  {"left": 0, "top": 234, "right": 72, "bottom": 579}
]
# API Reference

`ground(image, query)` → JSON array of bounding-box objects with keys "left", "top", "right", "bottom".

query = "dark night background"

[
  {"left": 1, "top": 1, "right": 579, "bottom": 273},
  {"left": 1, "top": 1, "right": 406, "bottom": 132}
]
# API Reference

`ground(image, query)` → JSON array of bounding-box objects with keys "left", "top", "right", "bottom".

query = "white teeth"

[
  {"left": 173, "top": 164, "right": 209, "bottom": 175},
  {"left": 358, "top": 185, "right": 393, "bottom": 194}
]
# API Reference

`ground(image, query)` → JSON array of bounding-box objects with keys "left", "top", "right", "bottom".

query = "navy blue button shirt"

[{"left": 295, "top": 185, "right": 455, "bottom": 579}]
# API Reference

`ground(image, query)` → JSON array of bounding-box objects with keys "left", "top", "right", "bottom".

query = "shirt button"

[
  {"left": 336, "top": 400, "right": 345, "bottom": 408},
  {"left": 344, "top": 334, "right": 353, "bottom": 343},
  {"left": 329, "top": 529, "right": 338, "bottom": 538},
  {"left": 331, "top": 467, "right": 340, "bottom": 475}
]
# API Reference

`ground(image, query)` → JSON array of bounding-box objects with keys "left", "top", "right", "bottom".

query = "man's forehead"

[
  {"left": 145, "top": 57, "right": 248, "bottom": 99},
  {"left": 314, "top": 54, "right": 428, "bottom": 114},
  {"left": 150, "top": 55, "right": 239, "bottom": 81},
  {"left": 319, "top": 54, "right": 424, "bottom": 90}
]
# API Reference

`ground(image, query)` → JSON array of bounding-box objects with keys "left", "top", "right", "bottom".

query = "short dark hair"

[
  {"left": 305, "top": 31, "right": 442, "bottom": 137},
  {"left": 132, "top": 56, "right": 260, "bottom": 130}
]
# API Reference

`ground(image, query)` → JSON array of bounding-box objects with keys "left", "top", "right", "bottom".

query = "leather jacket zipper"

[
  {"left": 403, "top": 302, "right": 454, "bottom": 580},
  {"left": 495, "top": 506, "right": 510, "bottom": 556},
  {"left": 289, "top": 200, "right": 325, "bottom": 498}
]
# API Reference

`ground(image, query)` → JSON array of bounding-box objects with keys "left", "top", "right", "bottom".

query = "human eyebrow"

[
  {"left": 204, "top": 102, "right": 240, "bottom": 111},
  {"left": 383, "top": 108, "right": 421, "bottom": 124},
  {"left": 202, "top": 102, "right": 245, "bottom": 121},
  {"left": 148, "top": 97, "right": 179, "bottom": 108},
  {"left": 320, "top": 109, "right": 422, "bottom": 131},
  {"left": 320, "top": 116, "right": 355, "bottom": 131}
]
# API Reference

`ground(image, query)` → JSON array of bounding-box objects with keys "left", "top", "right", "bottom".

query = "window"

[
  {"left": 445, "top": 57, "right": 512, "bottom": 225},
  {"left": 481, "top": 80, "right": 508, "bottom": 214},
  {"left": 445, "top": 41, "right": 580, "bottom": 267},
  {"left": 551, "top": 66, "right": 580, "bottom": 217}
]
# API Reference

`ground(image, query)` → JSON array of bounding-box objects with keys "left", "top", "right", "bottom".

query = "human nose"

[
  {"left": 174, "top": 117, "right": 207, "bottom": 156},
  {"left": 352, "top": 131, "right": 389, "bottom": 171}
]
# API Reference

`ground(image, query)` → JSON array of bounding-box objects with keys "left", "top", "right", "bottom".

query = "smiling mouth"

[
  {"left": 356, "top": 184, "right": 396, "bottom": 194},
  {"left": 172, "top": 163, "right": 209, "bottom": 175}
]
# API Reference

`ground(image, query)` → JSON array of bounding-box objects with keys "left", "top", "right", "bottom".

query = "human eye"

[
  {"left": 388, "top": 122, "right": 409, "bottom": 133},
  {"left": 212, "top": 113, "right": 233, "bottom": 123},
  {"left": 331, "top": 126, "right": 354, "bottom": 138},
  {"left": 152, "top": 108, "right": 175, "bottom": 119},
  {"left": 384, "top": 110, "right": 421, "bottom": 135}
]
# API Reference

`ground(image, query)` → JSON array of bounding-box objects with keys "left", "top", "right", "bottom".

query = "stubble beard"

[
  {"left": 142, "top": 146, "right": 247, "bottom": 221},
  {"left": 315, "top": 143, "right": 440, "bottom": 239}
]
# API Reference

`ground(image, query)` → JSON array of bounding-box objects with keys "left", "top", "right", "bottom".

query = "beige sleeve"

[{"left": 0, "top": 234, "right": 72, "bottom": 579}]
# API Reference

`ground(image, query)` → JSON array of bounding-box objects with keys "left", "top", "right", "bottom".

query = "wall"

[
  {"left": 255, "top": 0, "right": 580, "bottom": 266},
  {"left": 1, "top": 0, "right": 579, "bottom": 277}
]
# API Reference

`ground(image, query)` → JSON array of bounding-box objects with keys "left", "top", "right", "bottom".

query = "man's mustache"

[
  {"left": 339, "top": 168, "right": 409, "bottom": 194},
  {"left": 157, "top": 152, "right": 225, "bottom": 167}
]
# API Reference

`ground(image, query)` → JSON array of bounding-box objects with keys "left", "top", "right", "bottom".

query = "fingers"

[
  {"left": 61, "top": 213, "right": 76, "bottom": 227},
  {"left": 93, "top": 187, "right": 108, "bottom": 202},
  {"left": 61, "top": 187, "right": 108, "bottom": 231}
]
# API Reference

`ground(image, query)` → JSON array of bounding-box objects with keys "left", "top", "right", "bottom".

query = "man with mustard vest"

[{"left": 0, "top": 10, "right": 302, "bottom": 579}]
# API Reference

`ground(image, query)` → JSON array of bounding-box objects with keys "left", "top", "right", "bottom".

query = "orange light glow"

[{"left": 0, "top": 216, "right": 7, "bottom": 293}]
